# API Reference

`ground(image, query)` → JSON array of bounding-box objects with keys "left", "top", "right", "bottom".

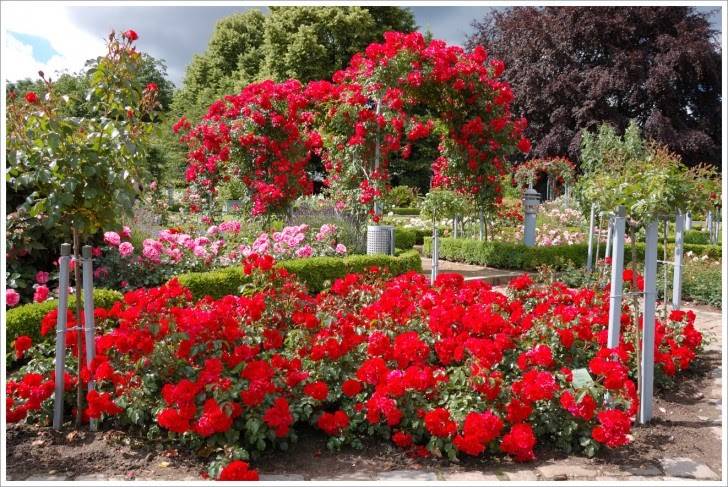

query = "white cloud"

[{"left": 2, "top": 2, "right": 106, "bottom": 82}]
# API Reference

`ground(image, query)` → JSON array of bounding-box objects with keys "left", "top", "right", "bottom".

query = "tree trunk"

[{"left": 72, "top": 226, "right": 84, "bottom": 428}]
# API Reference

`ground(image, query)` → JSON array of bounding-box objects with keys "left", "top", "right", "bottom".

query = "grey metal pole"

[
  {"left": 431, "top": 223, "right": 439, "bottom": 285},
  {"left": 685, "top": 212, "right": 692, "bottom": 231},
  {"left": 639, "top": 221, "right": 659, "bottom": 424},
  {"left": 479, "top": 208, "right": 485, "bottom": 241},
  {"left": 82, "top": 245, "right": 97, "bottom": 431},
  {"left": 672, "top": 211, "right": 685, "bottom": 310},
  {"left": 605, "top": 217, "right": 614, "bottom": 259},
  {"left": 53, "top": 243, "right": 72, "bottom": 430},
  {"left": 167, "top": 187, "right": 174, "bottom": 206},
  {"left": 587, "top": 204, "right": 596, "bottom": 272},
  {"left": 706, "top": 210, "right": 712, "bottom": 237},
  {"left": 453, "top": 216, "right": 458, "bottom": 239},
  {"left": 607, "top": 206, "right": 626, "bottom": 348}
]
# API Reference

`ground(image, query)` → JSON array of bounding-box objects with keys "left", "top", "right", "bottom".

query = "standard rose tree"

[
  {"left": 315, "top": 32, "right": 531, "bottom": 222},
  {"left": 6, "top": 29, "right": 160, "bottom": 425}
]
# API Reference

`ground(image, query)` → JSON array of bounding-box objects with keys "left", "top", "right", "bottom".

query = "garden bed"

[{"left": 6, "top": 344, "right": 721, "bottom": 481}]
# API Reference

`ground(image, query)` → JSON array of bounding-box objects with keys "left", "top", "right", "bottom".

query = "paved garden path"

[{"left": 419, "top": 255, "right": 526, "bottom": 285}]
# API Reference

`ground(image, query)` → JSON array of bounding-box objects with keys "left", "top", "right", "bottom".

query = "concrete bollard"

[{"left": 523, "top": 187, "right": 540, "bottom": 247}]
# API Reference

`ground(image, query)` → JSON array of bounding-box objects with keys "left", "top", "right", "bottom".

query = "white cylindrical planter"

[
  {"left": 639, "top": 221, "right": 659, "bottom": 424},
  {"left": 685, "top": 212, "right": 692, "bottom": 231},
  {"left": 523, "top": 188, "right": 540, "bottom": 247},
  {"left": 607, "top": 206, "right": 626, "bottom": 348},
  {"left": 367, "top": 225, "right": 394, "bottom": 255},
  {"left": 53, "top": 243, "right": 72, "bottom": 430}
]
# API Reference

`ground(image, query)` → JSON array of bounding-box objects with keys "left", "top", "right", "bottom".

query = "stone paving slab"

[
  {"left": 260, "top": 474, "right": 306, "bottom": 481},
  {"left": 377, "top": 470, "right": 438, "bottom": 481},
  {"left": 659, "top": 457, "right": 719, "bottom": 480},
  {"left": 443, "top": 471, "right": 500, "bottom": 481},
  {"left": 537, "top": 463, "right": 598, "bottom": 480}
]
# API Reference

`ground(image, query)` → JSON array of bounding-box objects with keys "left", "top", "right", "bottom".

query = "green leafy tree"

[{"left": 262, "top": 6, "right": 415, "bottom": 82}]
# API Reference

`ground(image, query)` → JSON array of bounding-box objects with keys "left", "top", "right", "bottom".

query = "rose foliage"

[{"left": 8, "top": 263, "right": 702, "bottom": 480}]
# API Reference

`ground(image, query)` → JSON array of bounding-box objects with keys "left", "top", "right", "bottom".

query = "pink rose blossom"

[
  {"left": 142, "top": 245, "right": 161, "bottom": 263},
  {"left": 35, "top": 271, "right": 50, "bottom": 284},
  {"left": 119, "top": 242, "right": 134, "bottom": 258},
  {"left": 206, "top": 225, "right": 219, "bottom": 236},
  {"left": 335, "top": 243, "right": 347, "bottom": 255},
  {"left": 193, "top": 246, "right": 208, "bottom": 259},
  {"left": 104, "top": 231, "right": 121, "bottom": 246},
  {"left": 6, "top": 288, "right": 20, "bottom": 307},
  {"left": 121, "top": 226, "right": 132, "bottom": 238},
  {"left": 33, "top": 285, "right": 50, "bottom": 303},
  {"left": 295, "top": 245, "right": 313, "bottom": 258}
]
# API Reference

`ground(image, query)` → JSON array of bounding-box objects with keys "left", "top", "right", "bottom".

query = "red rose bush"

[{"left": 7, "top": 260, "right": 702, "bottom": 479}]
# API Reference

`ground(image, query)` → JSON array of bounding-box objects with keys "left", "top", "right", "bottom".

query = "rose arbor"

[
  {"left": 317, "top": 32, "right": 531, "bottom": 224},
  {"left": 179, "top": 32, "right": 531, "bottom": 246}
]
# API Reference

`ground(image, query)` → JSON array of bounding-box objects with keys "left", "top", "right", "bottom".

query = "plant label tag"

[{"left": 571, "top": 368, "right": 594, "bottom": 388}]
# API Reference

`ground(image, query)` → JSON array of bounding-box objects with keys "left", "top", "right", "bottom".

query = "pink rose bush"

[{"left": 96, "top": 221, "right": 348, "bottom": 290}]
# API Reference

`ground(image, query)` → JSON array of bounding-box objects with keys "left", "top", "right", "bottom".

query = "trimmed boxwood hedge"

[
  {"left": 394, "top": 227, "right": 417, "bottom": 249},
  {"left": 6, "top": 289, "right": 124, "bottom": 353},
  {"left": 390, "top": 207, "right": 420, "bottom": 216},
  {"left": 423, "top": 237, "right": 721, "bottom": 271},
  {"left": 177, "top": 249, "right": 423, "bottom": 300}
]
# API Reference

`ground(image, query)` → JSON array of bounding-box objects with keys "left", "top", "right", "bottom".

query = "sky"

[{"left": 1, "top": 2, "right": 723, "bottom": 87}]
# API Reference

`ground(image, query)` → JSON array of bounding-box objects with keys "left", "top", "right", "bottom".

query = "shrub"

[
  {"left": 423, "top": 237, "right": 721, "bottom": 271},
  {"left": 383, "top": 185, "right": 419, "bottom": 208},
  {"left": 658, "top": 261, "right": 722, "bottom": 308},
  {"left": 177, "top": 250, "right": 422, "bottom": 299},
  {"left": 390, "top": 207, "right": 421, "bottom": 216},
  {"left": 6, "top": 289, "right": 124, "bottom": 353},
  {"left": 394, "top": 227, "right": 417, "bottom": 249}
]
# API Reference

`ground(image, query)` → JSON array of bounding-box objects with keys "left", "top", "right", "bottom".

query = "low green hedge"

[
  {"left": 394, "top": 227, "right": 417, "bottom": 249},
  {"left": 423, "top": 237, "right": 721, "bottom": 271},
  {"left": 390, "top": 207, "right": 420, "bottom": 216},
  {"left": 657, "top": 262, "right": 722, "bottom": 308},
  {"left": 178, "top": 250, "right": 423, "bottom": 300},
  {"left": 6, "top": 289, "right": 124, "bottom": 353}
]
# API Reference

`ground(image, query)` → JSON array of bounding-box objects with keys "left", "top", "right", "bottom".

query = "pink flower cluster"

[{"left": 241, "top": 224, "right": 347, "bottom": 260}]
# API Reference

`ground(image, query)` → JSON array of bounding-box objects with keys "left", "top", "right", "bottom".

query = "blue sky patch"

[{"left": 9, "top": 31, "right": 60, "bottom": 63}]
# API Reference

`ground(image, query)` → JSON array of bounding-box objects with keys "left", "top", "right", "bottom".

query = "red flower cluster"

[
  {"left": 179, "top": 31, "right": 529, "bottom": 219},
  {"left": 7, "top": 263, "right": 703, "bottom": 477},
  {"left": 178, "top": 79, "right": 321, "bottom": 215}
]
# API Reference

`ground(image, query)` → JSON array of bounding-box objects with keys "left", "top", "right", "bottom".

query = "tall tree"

[
  {"left": 468, "top": 6, "right": 721, "bottom": 168},
  {"left": 262, "top": 6, "right": 415, "bottom": 83}
]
